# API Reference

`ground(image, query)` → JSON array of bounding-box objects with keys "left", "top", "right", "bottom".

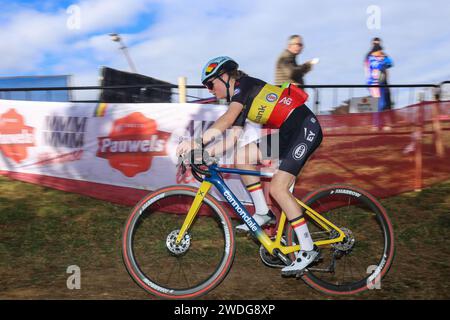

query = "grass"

[{"left": 0, "top": 175, "right": 449, "bottom": 299}]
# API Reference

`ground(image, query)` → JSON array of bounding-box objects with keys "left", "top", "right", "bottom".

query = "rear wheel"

[
  {"left": 122, "top": 185, "right": 235, "bottom": 299},
  {"left": 287, "top": 185, "right": 395, "bottom": 295}
]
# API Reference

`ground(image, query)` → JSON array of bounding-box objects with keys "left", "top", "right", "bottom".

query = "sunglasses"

[
  {"left": 204, "top": 80, "right": 215, "bottom": 90},
  {"left": 204, "top": 73, "right": 224, "bottom": 90}
]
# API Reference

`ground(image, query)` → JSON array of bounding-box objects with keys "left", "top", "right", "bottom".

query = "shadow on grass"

[{"left": 0, "top": 176, "right": 449, "bottom": 299}]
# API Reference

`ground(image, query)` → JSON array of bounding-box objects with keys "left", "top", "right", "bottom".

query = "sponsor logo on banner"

[
  {"left": 0, "top": 109, "right": 35, "bottom": 163},
  {"left": 96, "top": 112, "right": 170, "bottom": 177},
  {"left": 43, "top": 116, "right": 88, "bottom": 148},
  {"left": 21, "top": 116, "right": 90, "bottom": 168}
]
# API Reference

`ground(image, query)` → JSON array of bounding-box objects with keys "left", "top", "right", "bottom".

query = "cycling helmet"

[{"left": 201, "top": 56, "right": 238, "bottom": 85}]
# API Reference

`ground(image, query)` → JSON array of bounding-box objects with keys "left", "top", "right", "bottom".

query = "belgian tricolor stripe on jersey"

[
  {"left": 265, "top": 89, "right": 295, "bottom": 128},
  {"left": 247, "top": 84, "right": 284, "bottom": 126},
  {"left": 247, "top": 83, "right": 309, "bottom": 128}
]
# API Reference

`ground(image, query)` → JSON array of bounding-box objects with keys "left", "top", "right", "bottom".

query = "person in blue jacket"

[{"left": 364, "top": 38, "right": 394, "bottom": 129}]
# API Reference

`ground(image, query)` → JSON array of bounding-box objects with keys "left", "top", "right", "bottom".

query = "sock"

[
  {"left": 290, "top": 216, "right": 314, "bottom": 251},
  {"left": 246, "top": 182, "right": 269, "bottom": 216}
]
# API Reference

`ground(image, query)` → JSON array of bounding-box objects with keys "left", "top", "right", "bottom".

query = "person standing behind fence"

[
  {"left": 275, "top": 35, "right": 314, "bottom": 86},
  {"left": 364, "top": 37, "right": 394, "bottom": 130}
]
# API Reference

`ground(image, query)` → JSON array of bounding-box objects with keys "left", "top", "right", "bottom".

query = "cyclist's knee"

[
  {"left": 269, "top": 180, "right": 288, "bottom": 201},
  {"left": 270, "top": 173, "right": 295, "bottom": 201}
]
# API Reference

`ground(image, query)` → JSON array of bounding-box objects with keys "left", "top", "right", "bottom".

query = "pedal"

[
  {"left": 295, "top": 271, "right": 305, "bottom": 279},
  {"left": 281, "top": 269, "right": 305, "bottom": 278}
]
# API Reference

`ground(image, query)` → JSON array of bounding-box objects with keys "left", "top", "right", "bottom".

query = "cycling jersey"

[
  {"left": 231, "top": 76, "right": 308, "bottom": 128},
  {"left": 230, "top": 76, "right": 322, "bottom": 176}
]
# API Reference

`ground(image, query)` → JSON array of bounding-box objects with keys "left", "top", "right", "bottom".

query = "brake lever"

[{"left": 177, "top": 156, "right": 187, "bottom": 175}]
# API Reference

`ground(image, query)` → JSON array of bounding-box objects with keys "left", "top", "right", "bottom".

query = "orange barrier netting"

[
  {"left": 279, "top": 101, "right": 450, "bottom": 202},
  {"left": 1, "top": 101, "right": 448, "bottom": 210}
]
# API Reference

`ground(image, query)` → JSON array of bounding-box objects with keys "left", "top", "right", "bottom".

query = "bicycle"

[{"left": 122, "top": 150, "right": 395, "bottom": 299}]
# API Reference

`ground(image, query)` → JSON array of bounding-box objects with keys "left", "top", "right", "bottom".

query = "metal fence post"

[
  {"left": 414, "top": 98, "right": 424, "bottom": 192},
  {"left": 178, "top": 77, "right": 187, "bottom": 103},
  {"left": 313, "top": 88, "right": 320, "bottom": 114}
]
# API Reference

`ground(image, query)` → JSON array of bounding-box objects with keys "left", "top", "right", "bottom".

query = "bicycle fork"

[{"left": 175, "top": 181, "right": 212, "bottom": 244}]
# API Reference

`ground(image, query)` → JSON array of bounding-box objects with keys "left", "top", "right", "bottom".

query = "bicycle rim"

[
  {"left": 287, "top": 184, "right": 395, "bottom": 295},
  {"left": 122, "top": 186, "right": 235, "bottom": 299}
]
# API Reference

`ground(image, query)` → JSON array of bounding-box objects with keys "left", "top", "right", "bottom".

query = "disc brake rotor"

[
  {"left": 331, "top": 227, "right": 355, "bottom": 252},
  {"left": 166, "top": 230, "right": 191, "bottom": 255}
]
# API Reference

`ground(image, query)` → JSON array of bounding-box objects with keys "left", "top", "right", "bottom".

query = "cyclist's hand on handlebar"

[
  {"left": 176, "top": 139, "right": 191, "bottom": 157},
  {"left": 203, "top": 152, "right": 219, "bottom": 166},
  {"left": 176, "top": 139, "right": 201, "bottom": 157}
]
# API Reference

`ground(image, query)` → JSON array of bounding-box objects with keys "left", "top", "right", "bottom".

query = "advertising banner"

[
  {"left": 0, "top": 100, "right": 255, "bottom": 205},
  {"left": 1, "top": 99, "right": 449, "bottom": 205}
]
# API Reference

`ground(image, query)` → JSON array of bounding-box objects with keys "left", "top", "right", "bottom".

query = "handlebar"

[{"left": 178, "top": 149, "right": 216, "bottom": 183}]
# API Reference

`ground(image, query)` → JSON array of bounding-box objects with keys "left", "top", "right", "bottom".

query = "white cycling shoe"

[
  {"left": 281, "top": 249, "right": 319, "bottom": 277},
  {"left": 236, "top": 210, "right": 276, "bottom": 232}
]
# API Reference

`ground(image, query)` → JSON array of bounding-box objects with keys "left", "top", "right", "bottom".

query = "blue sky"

[{"left": 0, "top": 0, "right": 449, "bottom": 105}]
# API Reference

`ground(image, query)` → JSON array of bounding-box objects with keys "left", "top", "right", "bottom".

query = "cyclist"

[{"left": 176, "top": 56, "right": 323, "bottom": 275}]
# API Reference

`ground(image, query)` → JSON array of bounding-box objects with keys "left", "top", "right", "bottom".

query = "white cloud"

[
  {"left": 75, "top": 0, "right": 154, "bottom": 33},
  {"left": 0, "top": 0, "right": 153, "bottom": 73},
  {"left": 0, "top": 0, "right": 449, "bottom": 106},
  {"left": 118, "top": 0, "right": 450, "bottom": 87},
  {"left": 0, "top": 9, "right": 65, "bottom": 72}
]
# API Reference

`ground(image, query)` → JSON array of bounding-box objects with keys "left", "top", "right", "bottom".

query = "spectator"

[
  {"left": 275, "top": 35, "right": 314, "bottom": 86},
  {"left": 365, "top": 37, "right": 382, "bottom": 62},
  {"left": 364, "top": 37, "right": 394, "bottom": 130}
]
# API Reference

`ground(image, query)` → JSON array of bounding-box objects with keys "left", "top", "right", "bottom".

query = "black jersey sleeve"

[
  {"left": 231, "top": 77, "right": 254, "bottom": 127},
  {"left": 231, "top": 77, "right": 252, "bottom": 105}
]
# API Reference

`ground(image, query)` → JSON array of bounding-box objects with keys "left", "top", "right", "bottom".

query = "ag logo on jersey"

[
  {"left": 292, "top": 143, "right": 308, "bottom": 160},
  {"left": 266, "top": 93, "right": 278, "bottom": 102},
  {"left": 279, "top": 97, "right": 293, "bottom": 106}
]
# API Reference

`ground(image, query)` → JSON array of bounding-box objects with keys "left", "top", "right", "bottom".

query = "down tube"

[{"left": 206, "top": 175, "right": 273, "bottom": 251}]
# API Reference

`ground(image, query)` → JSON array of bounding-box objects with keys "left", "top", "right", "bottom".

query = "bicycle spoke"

[
  {"left": 293, "top": 186, "right": 394, "bottom": 294},
  {"left": 123, "top": 189, "right": 235, "bottom": 298}
]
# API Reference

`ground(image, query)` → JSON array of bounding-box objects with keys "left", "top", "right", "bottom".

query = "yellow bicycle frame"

[{"left": 176, "top": 180, "right": 346, "bottom": 255}]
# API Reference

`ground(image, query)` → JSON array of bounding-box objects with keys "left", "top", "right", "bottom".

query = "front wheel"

[
  {"left": 122, "top": 185, "right": 236, "bottom": 299},
  {"left": 287, "top": 184, "right": 395, "bottom": 295}
]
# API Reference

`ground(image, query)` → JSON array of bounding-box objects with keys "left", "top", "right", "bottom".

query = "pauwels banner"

[{"left": 0, "top": 99, "right": 255, "bottom": 205}]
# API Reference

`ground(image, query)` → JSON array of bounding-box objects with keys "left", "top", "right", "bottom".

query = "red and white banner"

[
  {"left": 0, "top": 99, "right": 255, "bottom": 205},
  {"left": 1, "top": 99, "right": 449, "bottom": 206}
]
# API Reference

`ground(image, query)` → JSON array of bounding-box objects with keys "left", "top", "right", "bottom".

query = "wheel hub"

[
  {"left": 166, "top": 230, "right": 191, "bottom": 255},
  {"left": 331, "top": 227, "right": 355, "bottom": 252}
]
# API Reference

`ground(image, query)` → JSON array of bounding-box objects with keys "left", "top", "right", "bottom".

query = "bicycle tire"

[
  {"left": 286, "top": 184, "right": 395, "bottom": 295},
  {"left": 122, "top": 185, "right": 236, "bottom": 299}
]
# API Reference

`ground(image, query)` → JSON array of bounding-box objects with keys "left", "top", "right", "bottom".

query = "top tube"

[{"left": 212, "top": 164, "right": 274, "bottom": 178}]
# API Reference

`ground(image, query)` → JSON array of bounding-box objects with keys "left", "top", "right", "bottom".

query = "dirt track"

[{"left": 0, "top": 177, "right": 449, "bottom": 300}]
